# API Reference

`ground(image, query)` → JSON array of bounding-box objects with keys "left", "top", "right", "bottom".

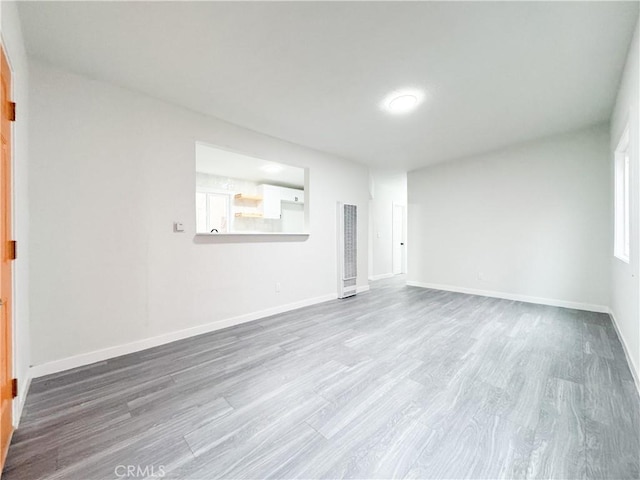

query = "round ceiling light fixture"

[
  {"left": 382, "top": 89, "right": 424, "bottom": 114},
  {"left": 261, "top": 164, "right": 283, "bottom": 173}
]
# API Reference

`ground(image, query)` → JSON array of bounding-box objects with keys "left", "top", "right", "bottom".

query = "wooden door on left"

[{"left": 0, "top": 44, "right": 14, "bottom": 472}]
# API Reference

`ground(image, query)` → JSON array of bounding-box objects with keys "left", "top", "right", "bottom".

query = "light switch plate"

[{"left": 174, "top": 222, "right": 184, "bottom": 232}]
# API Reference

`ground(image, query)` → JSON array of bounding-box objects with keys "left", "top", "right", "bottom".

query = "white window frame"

[
  {"left": 614, "top": 124, "right": 631, "bottom": 263},
  {"left": 196, "top": 187, "right": 232, "bottom": 233}
]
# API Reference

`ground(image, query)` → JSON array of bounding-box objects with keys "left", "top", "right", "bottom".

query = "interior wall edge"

[
  {"left": 406, "top": 281, "right": 609, "bottom": 314},
  {"left": 608, "top": 307, "right": 640, "bottom": 395}
]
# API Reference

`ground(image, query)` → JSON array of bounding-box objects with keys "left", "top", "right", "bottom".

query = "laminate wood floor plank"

[
  {"left": 316, "top": 397, "right": 432, "bottom": 479},
  {"left": 55, "top": 396, "right": 234, "bottom": 471},
  {"left": 309, "top": 361, "right": 423, "bottom": 439},
  {"left": 183, "top": 387, "right": 329, "bottom": 458},
  {"left": 51, "top": 433, "right": 195, "bottom": 480},
  {"left": 186, "top": 422, "right": 326, "bottom": 480},
  {"left": 583, "top": 323, "right": 615, "bottom": 360},
  {"left": 586, "top": 415, "right": 640, "bottom": 480},
  {"left": 293, "top": 379, "right": 430, "bottom": 479},
  {"left": 405, "top": 413, "right": 533, "bottom": 480},
  {"left": 527, "top": 378, "right": 585, "bottom": 479},
  {"left": 4, "top": 276, "right": 639, "bottom": 479}
]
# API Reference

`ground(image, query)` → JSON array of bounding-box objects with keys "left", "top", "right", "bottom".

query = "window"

[
  {"left": 196, "top": 191, "right": 231, "bottom": 233},
  {"left": 614, "top": 125, "right": 631, "bottom": 263}
]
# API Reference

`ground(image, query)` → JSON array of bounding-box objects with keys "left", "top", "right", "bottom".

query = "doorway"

[{"left": 392, "top": 204, "right": 406, "bottom": 275}]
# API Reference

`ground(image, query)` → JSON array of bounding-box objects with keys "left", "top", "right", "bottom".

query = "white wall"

[
  {"left": 1, "top": 1, "right": 30, "bottom": 425},
  {"left": 408, "top": 125, "right": 611, "bottom": 311},
  {"left": 29, "top": 61, "right": 369, "bottom": 368},
  {"left": 610, "top": 16, "right": 640, "bottom": 384},
  {"left": 369, "top": 170, "right": 407, "bottom": 280}
]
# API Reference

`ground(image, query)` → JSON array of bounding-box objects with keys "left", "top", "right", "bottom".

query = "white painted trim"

[
  {"left": 12, "top": 369, "right": 31, "bottom": 428},
  {"left": 30, "top": 292, "right": 338, "bottom": 378},
  {"left": 406, "top": 281, "right": 609, "bottom": 313},
  {"left": 608, "top": 308, "right": 640, "bottom": 396},
  {"left": 356, "top": 285, "right": 370, "bottom": 294},
  {"left": 368, "top": 273, "right": 394, "bottom": 281}
]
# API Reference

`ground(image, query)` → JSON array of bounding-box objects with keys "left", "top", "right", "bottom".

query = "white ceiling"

[
  {"left": 18, "top": 1, "right": 639, "bottom": 171},
  {"left": 196, "top": 142, "right": 305, "bottom": 189}
]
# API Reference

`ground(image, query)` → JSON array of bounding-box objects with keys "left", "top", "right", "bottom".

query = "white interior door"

[{"left": 392, "top": 204, "right": 405, "bottom": 274}]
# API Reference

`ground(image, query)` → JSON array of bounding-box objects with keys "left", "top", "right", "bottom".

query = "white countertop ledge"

[{"left": 195, "top": 233, "right": 310, "bottom": 236}]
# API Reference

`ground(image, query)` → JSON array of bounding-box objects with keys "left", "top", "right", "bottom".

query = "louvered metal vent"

[{"left": 337, "top": 202, "right": 357, "bottom": 298}]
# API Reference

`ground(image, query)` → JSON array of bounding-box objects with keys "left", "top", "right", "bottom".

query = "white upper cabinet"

[
  {"left": 259, "top": 184, "right": 304, "bottom": 219},
  {"left": 260, "top": 184, "right": 281, "bottom": 219},
  {"left": 279, "top": 186, "right": 305, "bottom": 204}
]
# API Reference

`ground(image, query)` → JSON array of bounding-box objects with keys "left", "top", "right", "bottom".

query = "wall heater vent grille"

[{"left": 338, "top": 202, "right": 357, "bottom": 299}]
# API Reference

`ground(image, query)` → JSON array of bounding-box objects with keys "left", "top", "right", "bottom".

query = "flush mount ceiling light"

[
  {"left": 382, "top": 89, "right": 424, "bottom": 114},
  {"left": 261, "top": 164, "right": 283, "bottom": 173}
]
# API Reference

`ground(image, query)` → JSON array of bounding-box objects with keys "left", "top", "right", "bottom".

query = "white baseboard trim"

[
  {"left": 30, "top": 292, "right": 341, "bottom": 379},
  {"left": 608, "top": 308, "right": 640, "bottom": 396},
  {"left": 406, "top": 281, "right": 609, "bottom": 313},
  {"left": 356, "top": 285, "right": 370, "bottom": 294},
  {"left": 368, "top": 273, "right": 394, "bottom": 281},
  {"left": 13, "top": 369, "right": 32, "bottom": 428}
]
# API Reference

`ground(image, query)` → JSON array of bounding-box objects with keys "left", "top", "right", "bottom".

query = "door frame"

[{"left": 0, "top": 37, "right": 15, "bottom": 472}]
